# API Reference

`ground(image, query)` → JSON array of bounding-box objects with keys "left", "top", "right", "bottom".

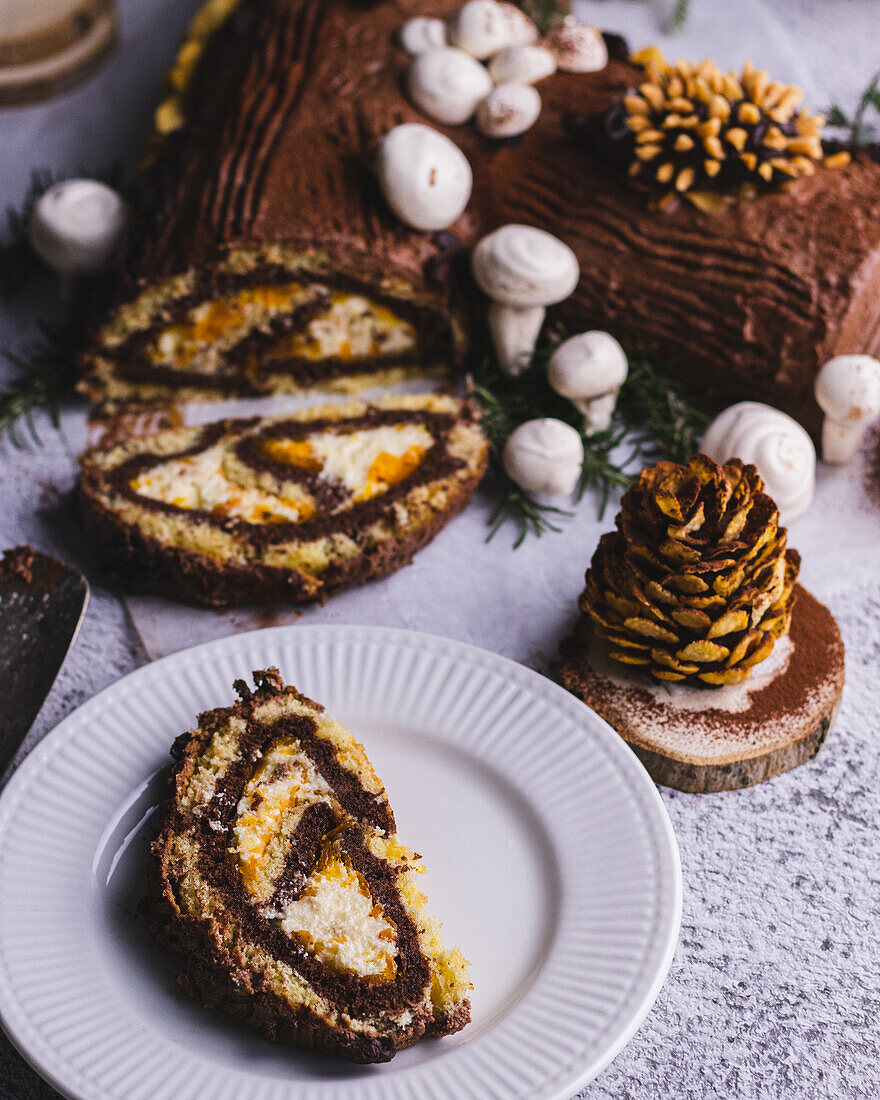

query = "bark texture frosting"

[{"left": 81, "top": 0, "right": 880, "bottom": 434}]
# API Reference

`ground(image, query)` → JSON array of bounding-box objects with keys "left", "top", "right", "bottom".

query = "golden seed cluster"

[{"left": 623, "top": 49, "right": 850, "bottom": 211}]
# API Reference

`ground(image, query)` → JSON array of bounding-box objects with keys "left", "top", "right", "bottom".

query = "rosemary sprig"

[
  {"left": 470, "top": 327, "right": 711, "bottom": 546},
  {"left": 0, "top": 320, "right": 81, "bottom": 446},
  {"left": 827, "top": 67, "right": 880, "bottom": 144},
  {"left": 664, "top": 0, "right": 690, "bottom": 34}
]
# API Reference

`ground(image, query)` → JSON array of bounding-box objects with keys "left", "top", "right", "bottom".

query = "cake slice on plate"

[
  {"left": 79, "top": 392, "right": 487, "bottom": 607},
  {"left": 148, "top": 668, "right": 471, "bottom": 1063}
]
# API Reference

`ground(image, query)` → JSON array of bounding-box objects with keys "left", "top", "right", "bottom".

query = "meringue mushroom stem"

[
  {"left": 487, "top": 302, "right": 546, "bottom": 376},
  {"left": 821, "top": 418, "right": 866, "bottom": 464},
  {"left": 576, "top": 390, "right": 620, "bottom": 433}
]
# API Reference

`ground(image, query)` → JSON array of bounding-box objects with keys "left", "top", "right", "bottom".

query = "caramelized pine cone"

[
  {"left": 581, "top": 454, "right": 800, "bottom": 686},
  {"left": 622, "top": 51, "right": 850, "bottom": 212}
]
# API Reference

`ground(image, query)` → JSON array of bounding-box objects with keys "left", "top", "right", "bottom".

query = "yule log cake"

[
  {"left": 148, "top": 669, "right": 470, "bottom": 1062},
  {"left": 79, "top": 0, "right": 880, "bottom": 435}
]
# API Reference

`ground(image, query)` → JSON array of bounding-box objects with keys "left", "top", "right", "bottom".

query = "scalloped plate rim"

[{"left": 0, "top": 623, "right": 682, "bottom": 1100}]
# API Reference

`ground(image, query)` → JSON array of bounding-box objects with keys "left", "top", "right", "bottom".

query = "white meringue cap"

[
  {"left": 543, "top": 21, "right": 608, "bottom": 73},
  {"left": 375, "top": 124, "right": 472, "bottom": 231},
  {"left": 488, "top": 44, "right": 557, "bottom": 85},
  {"left": 502, "top": 417, "right": 584, "bottom": 496},
  {"left": 471, "top": 224, "right": 580, "bottom": 307},
  {"left": 29, "top": 179, "right": 127, "bottom": 277},
  {"left": 547, "top": 331, "right": 628, "bottom": 400},
  {"left": 448, "top": 0, "right": 534, "bottom": 59},
  {"left": 476, "top": 82, "right": 542, "bottom": 138},
  {"left": 407, "top": 47, "right": 494, "bottom": 125},
  {"left": 700, "top": 401, "right": 816, "bottom": 522},
  {"left": 814, "top": 354, "right": 880, "bottom": 425},
  {"left": 399, "top": 17, "right": 448, "bottom": 55}
]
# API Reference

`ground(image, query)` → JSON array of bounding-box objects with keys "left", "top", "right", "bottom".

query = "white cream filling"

[
  {"left": 130, "top": 441, "right": 313, "bottom": 523},
  {"left": 278, "top": 858, "right": 397, "bottom": 979},
  {"left": 228, "top": 740, "right": 398, "bottom": 979},
  {"left": 294, "top": 294, "right": 417, "bottom": 361},
  {"left": 230, "top": 743, "right": 332, "bottom": 891},
  {"left": 130, "top": 423, "right": 434, "bottom": 521},
  {"left": 311, "top": 423, "right": 434, "bottom": 490}
]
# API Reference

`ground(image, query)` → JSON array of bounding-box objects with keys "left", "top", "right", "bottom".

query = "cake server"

[{"left": 0, "top": 546, "right": 89, "bottom": 777}]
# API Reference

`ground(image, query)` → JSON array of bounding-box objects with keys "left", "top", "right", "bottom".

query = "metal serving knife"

[{"left": 0, "top": 546, "right": 89, "bottom": 777}]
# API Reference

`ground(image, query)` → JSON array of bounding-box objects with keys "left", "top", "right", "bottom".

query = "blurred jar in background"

[{"left": 0, "top": 0, "right": 117, "bottom": 106}]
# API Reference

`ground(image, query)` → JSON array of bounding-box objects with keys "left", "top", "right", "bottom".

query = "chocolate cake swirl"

[
  {"left": 148, "top": 668, "right": 471, "bottom": 1062},
  {"left": 80, "top": 0, "right": 880, "bottom": 434},
  {"left": 79, "top": 393, "right": 487, "bottom": 607}
]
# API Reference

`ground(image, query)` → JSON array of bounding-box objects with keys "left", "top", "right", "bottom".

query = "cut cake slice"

[
  {"left": 148, "top": 668, "right": 471, "bottom": 1063},
  {"left": 79, "top": 392, "right": 487, "bottom": 607}
]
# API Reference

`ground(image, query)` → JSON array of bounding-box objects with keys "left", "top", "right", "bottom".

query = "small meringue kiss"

[
  {"left": 375, "top": 124, "right": 473, "bottom": 231},
  {"left": 448, "top": 0, "right": 536, "bottom": 60},
  {"left": 476, "top": 82, "right": 541, "bottom": 138},
  {"left": 547, "top": 331, "right": 628, "bottom": 431},
  {"left": 542, "top": 20, "right": 608, "bottom": 73},
  {"left": 407, "top": 47, "right": 493, "bottom": 125},
  {"left": 472, "top": 224, "right": 580, "bottom": 307},
  {"left": 399, "top": 17, "right": 448, "bottom": 55},
  {"left": 700, "top": 401, "right": 816, "bottom": 522},
  {"left": 29, "top": 179, "right": 127, "bottom": 277},
  {"left": 503, "top": 418, "right": 584, "bottom": 496},
  {"left": 488, "top": 44, "right": 557, "bottom": 85},
  {"left": 488, "top": 302, "right": 545, "bottom": 375}
]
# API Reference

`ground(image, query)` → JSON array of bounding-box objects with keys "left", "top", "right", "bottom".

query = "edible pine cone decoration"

[
  {"left": 581, "top": 454, "right": 800, "bottom": 685},
  {"left": 621, "top": 50, "right": 851, "bottom": 212}
]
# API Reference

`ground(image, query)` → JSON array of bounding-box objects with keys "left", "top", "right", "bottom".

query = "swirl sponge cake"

[
  {"left": 79, "top": 393, "right": 487, "bottom": 607},
  {"left": 148, "top": 668, "right": 471, "bottom": 1062}
]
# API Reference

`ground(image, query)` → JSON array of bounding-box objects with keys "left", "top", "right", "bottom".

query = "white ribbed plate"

[{"left": 0, "top": 625, "right": 680, "bottom": 1100}]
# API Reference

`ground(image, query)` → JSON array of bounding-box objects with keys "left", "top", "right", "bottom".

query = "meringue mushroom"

[
  {"left": 542, "top": 20, "right": 608, "bottom": 73},
  {"left": 407, "top": 47, "right": 493, "bottom": 125},
  {"left": 488, "top": 44, "right": 557, "bottom": 85},
  {"left": 496, "top": 2, "right": 540, "bottom": 48},
  {"left": 700, "top": 401, "right": 816, "bottom": 521},
  {"left": 448, "top": 0, "right": 535, "bottom": 60},
  {"left": 399, "top": 16, "right": 448, "bottom": 55},
  {"left": 547, "top": 331, "right": 628, "bottom": 432},
  {"left": 814, "top": 354, "right": 880, "bottom": 464},
  {"left": 29, "top": 179, "right": 127, "bottom": 277},
  {"left": 471, "top": 224, "right": 580, "bottom": 307},
  {"left": 502, "top": 418, "right": 584, "bottom": 496},
  {"left": 375, "top": 124, "right": 472, "bottom": 231},
  {"left": 475, "top": 82, "right": 542, "bottom": 138},
  {"left": 488, "top": 301, "right": 545, "bottom": 375}
]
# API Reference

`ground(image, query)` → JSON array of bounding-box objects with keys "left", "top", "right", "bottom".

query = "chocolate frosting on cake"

[{"left": 88, "top": 0, "right": 880, "bottom": 432}]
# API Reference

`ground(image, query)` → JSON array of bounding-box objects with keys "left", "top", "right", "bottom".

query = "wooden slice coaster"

[{"left": 559, "top": 584, "right": 845, "bottom": 793}]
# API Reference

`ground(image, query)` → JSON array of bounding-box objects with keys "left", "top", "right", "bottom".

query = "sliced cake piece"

[
  {"left": 148, "top": 668, "right": 471, "bottom": 1062},
  {"left": 79, "top": 393, "right": 487, "bottom": 607}
]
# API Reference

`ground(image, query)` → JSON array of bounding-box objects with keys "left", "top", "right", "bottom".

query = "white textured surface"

[
  {"left": 1, "top": 0, "right": 880, "bottom": 1096},
  {"left": 0, "top": 626, "right": 680, "bottom": 1100}
]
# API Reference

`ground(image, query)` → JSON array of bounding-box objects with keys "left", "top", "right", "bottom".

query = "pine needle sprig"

[
  {"left": 827, "top": 67, "right": 880, "bottom": 144},
  {"left": 617, "top": 350, "right": 711, "bottom": 464},
  {"left": 470, "top": 326, "right": 710, "bottom": 546},
  {"left": 519, "top": 0, "right": 572, "bottom": 35},
  {"left": 0, "top": 320, "right": 81, "bottom": 446}
]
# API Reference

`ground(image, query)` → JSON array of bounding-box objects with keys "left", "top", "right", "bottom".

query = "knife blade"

[{"left": 0, "top": 546, "right": 89, "bottom": 776}]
